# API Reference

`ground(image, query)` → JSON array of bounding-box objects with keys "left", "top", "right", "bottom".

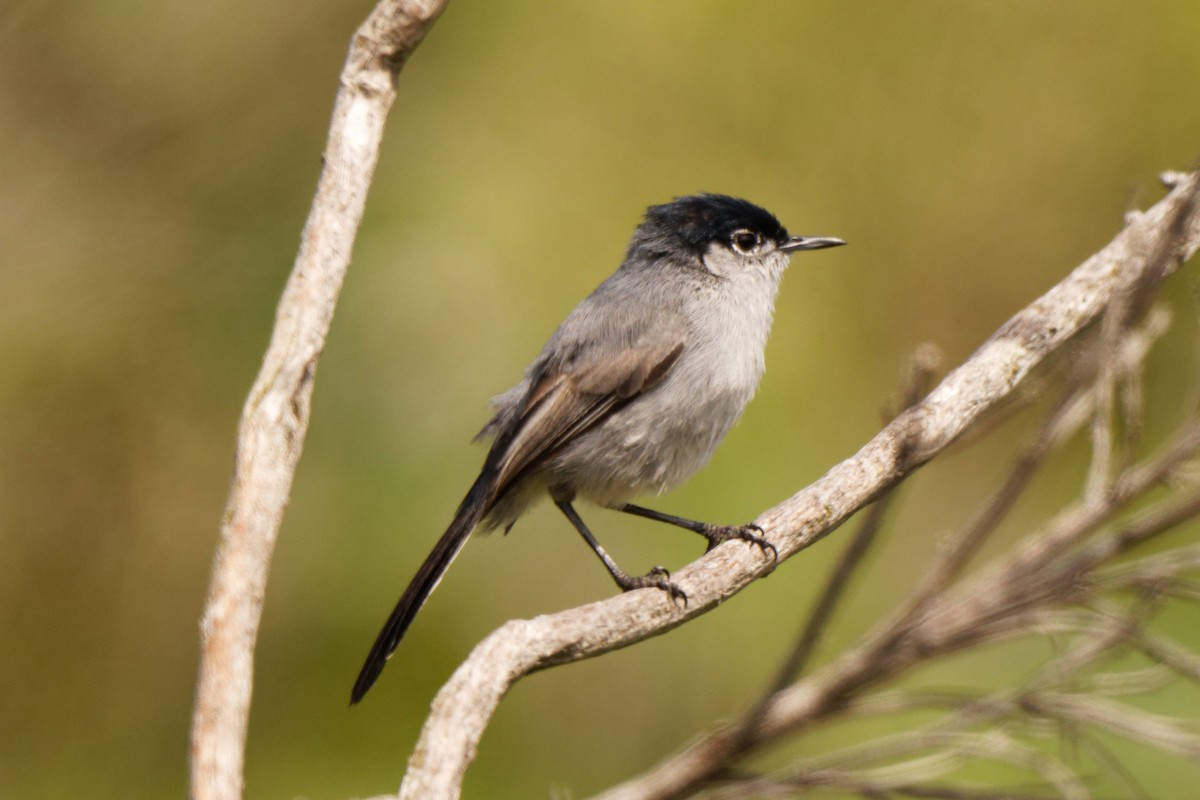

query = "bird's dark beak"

[{"left": 780, "top": 236, "right": 846, "bottom": 253}]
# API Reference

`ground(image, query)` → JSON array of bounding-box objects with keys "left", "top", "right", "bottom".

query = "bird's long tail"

[{"left": 350, "top": 470, "right": 493, "bottom": 704}]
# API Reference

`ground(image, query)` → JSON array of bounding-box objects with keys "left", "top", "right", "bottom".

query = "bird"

[{"left": 351, "top": 193, "right": 844, "bottom": 703}]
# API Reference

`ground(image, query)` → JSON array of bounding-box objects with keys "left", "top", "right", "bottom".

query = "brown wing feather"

[{"left": 492, "top": 340, "right": 685, "bottom": 494}]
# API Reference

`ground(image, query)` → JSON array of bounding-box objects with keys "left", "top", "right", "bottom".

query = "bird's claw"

[
  {"left": 703, "top": 523, "right": 778, "bottom": 561},
  {"left": 618, "top": 567, "right": 687, "bottom": 608}
]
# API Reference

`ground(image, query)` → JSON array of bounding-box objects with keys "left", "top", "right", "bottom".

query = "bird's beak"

[{"left": 780, "top": 236, "right": 846, "bottom": 253}]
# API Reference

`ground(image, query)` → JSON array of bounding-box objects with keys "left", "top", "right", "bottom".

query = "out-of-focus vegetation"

[{"left": 2, "top": 1, "right": 1199, "bottom": 798}]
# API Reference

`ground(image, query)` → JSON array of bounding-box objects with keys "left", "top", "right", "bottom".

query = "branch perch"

[
  {"left": 188, "top": 3, "right": 449, "bottom": 800},
  {"left": 399, "top": 171, "right": 1200, "bottom": 800}
]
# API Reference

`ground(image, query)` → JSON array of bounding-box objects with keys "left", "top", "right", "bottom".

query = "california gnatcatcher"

[{"left": 352, "top": 194, "right": 844, "bottom": 702}]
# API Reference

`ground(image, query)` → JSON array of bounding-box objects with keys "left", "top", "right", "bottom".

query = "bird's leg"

[
  {"left": 617, "top": 503, "right": 778, "bottom": 560},
  {"left": 555, "top": 500, "right": 687, "bottom": 607}
]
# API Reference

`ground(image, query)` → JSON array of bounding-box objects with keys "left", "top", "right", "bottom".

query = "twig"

[
  {"left": 915, "top": 417, "right": 1200, "bottom": 650},
  {"left": 1026, "top": 693, "right": 1200, "bottom": 759},
  {"left": 1125, "top": 627, "right": 1200, "bottom": 685},
  {"left": 1086, "top": 300, "right": 1122, "bottom": 502},
  {"left": 1078, "top": 665, "right": 1175, "bottom": 697},
  {"left": 783, "top": 730, "right": 1091, "bottom": 800},
  {"left": 1093, "top": 543, "right": 1200, "bottom": 592},
  {"left": 710, "top": 777, "right": 1061, "bottom": 800},
  {"left": 187, "top": 3, "right": 449, "bottom": 800}
]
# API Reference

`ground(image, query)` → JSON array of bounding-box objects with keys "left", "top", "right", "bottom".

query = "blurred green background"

[{"left": 3, "top": 1, "right": 1200, "bottom": 797}]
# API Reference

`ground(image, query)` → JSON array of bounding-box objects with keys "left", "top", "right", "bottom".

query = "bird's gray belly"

[{"left": 545, "top": 379, "right": 752, "bottom": 507}]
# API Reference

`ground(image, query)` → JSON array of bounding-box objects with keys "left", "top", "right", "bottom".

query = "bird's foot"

[
  {"left": 701, "top": 523, "right": 778, "bottom": 561},
  {"left": 615, "top": 565, "right": 687, "bottom": 608}
]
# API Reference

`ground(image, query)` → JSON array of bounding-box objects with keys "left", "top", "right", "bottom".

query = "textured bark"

[{"left": 187, "top": 3, "right": 449, "bottom": 800}]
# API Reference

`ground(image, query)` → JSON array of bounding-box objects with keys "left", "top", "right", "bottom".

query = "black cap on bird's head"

[
  {"left": 628, "top": 193, "right": 845, "bottom": 262},
  {"left": 644, "top": 194, "right": 789, "bottom": 255}
]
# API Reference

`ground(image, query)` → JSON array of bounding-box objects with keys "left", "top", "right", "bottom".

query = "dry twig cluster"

[{"left": 596, "top": 300, "right": 1200, "bottom": 800}]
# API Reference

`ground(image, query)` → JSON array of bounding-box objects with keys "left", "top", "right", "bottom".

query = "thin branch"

[
  {"left": 1077, "top": 665, "right": 1175, "bottom": 697},
  {"left": 784, "top": 730, "right": 1091, "bottom": 800},
  {"left": 710, "top": 777, "right": 1061, "bottom": 800},
  {"left": 1026, "top": 607, "right": 1140, "bottom": 692},
  {"left": 1027, "top": 693, "right": 1200, "bottom": 759},
  {"left": 1094, "top": 543, "right": 1200, "bottom": 593},
  {"left": 1126, "top": 628, "right": 1200, "bottom": 685},
  {"left": 1085, "top": 301, "right": 1122, "bottom": 502},
  {"left": 1079, "top": 481, "right": 1200, "bottom": 567},
  {"left": 187, "top": 3, "right": 449, "bottom": 800},
  {"left": 914, "top": 418, "right": 1200, "bottom": 652}
]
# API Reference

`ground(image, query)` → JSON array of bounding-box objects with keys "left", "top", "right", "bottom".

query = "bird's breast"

[{"left": 554, "top": 277, "right": 779, "bottom": 505}]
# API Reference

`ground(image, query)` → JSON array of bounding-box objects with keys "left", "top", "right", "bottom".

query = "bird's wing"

[{"left": 488, "top": 317, "right": 687, "bottom": 499}]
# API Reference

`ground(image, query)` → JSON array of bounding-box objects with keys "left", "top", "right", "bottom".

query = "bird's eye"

[{"left": 731, "top": 230, "right": 760, "bottom": 255}]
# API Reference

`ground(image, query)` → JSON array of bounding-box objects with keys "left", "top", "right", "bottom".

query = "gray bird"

[{"left": 352, "top": 194, "right": 844, "bottom": 703}]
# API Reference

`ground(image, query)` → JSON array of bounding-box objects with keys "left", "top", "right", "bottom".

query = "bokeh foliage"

[{"left": 2, "top": 1, "right": 1199, "bottom": 797}]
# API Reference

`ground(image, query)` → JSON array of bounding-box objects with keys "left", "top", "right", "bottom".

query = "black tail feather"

[{"left": 350, "top": 471, "right": 493, "bottom": 704}]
